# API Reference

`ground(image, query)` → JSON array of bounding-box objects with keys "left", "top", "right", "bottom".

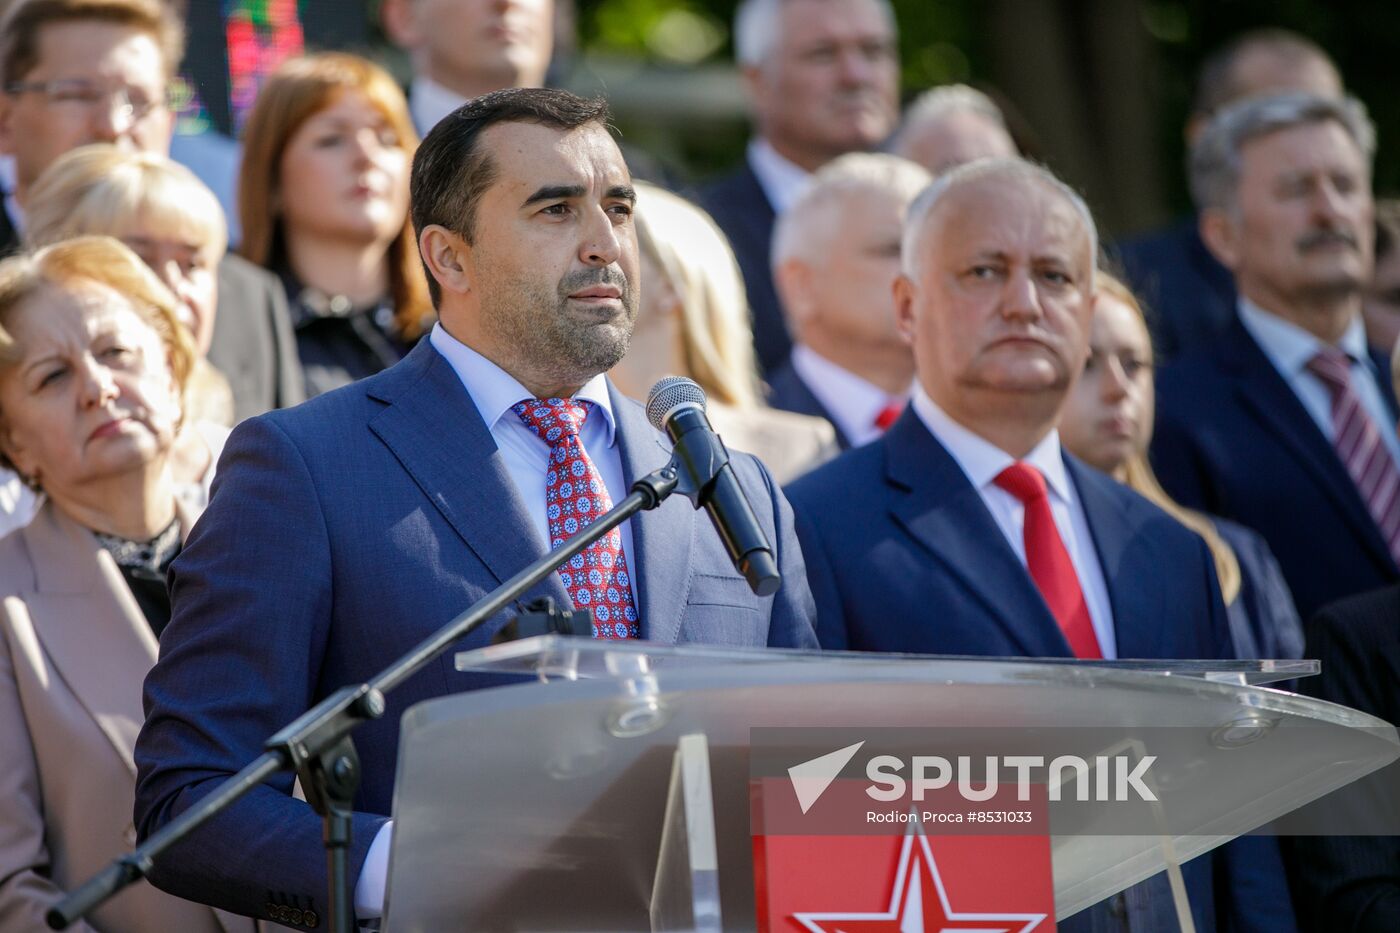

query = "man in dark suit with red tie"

[{"left": 788, "top": 158, "right": 1294, "bottom": 932}]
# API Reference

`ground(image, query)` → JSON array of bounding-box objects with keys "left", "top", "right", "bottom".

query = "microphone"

[{"left": 646, "top": 377, "right": 781, "bottom": 597}]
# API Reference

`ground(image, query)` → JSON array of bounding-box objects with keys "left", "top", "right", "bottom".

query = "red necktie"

[
  {"left": 873, "top": 399, "right": 904, "bottom": 432},
  {"left": 1306, "top": 348, "right": 1400, "bottom": 564},
  {"left": 513, "top": 398, "right": 639, "bottom": 639},
  {"left": 994, "top": 462, "right": 1103, "bottom": 659}
]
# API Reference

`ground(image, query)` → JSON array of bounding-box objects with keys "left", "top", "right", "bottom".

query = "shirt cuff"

[{"left": 354, "top": 820, "right": 393, "bottom": 920}]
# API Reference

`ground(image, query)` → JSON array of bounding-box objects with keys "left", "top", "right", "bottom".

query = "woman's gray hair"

[
  {"left": 1189, "top": 92, "right": 1375, "bottom": 213},
  {"left": 900, "top": 157, "right": 1098, "bottom": 281},
  {"left": 734, "top": 0, "right": 895, "bottom": 67}
]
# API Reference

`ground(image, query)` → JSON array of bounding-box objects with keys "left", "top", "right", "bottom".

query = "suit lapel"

[
  {"left": 366, "top": 341, "right": 570, "bottom": 606},
  {"left": 1066, "top": 457, "right": 1163, "bottom": 659},
  {"left": 883, "top": 414, "right": 1070, "bottom": 657},
  {"left": 20, "top": 504, "right": 157, "bottom": 775},
  {"left": 768, "top": 363, "right": 850, "bottom": 448},
  {"left": 1225, "top": 322, "right": 1396, "bottom": 567},
  {"left": 610, "top": 384, "right": 694, "bottom": 644}
]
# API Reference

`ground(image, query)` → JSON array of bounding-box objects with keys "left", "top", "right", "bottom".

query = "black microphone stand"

[{"left": 48, "top": 463, "right": 683, "bottom": 933}]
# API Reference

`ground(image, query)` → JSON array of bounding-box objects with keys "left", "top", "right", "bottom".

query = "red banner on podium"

[{"left": 753, "top": 780, "right": 1056, "bottom": 933}]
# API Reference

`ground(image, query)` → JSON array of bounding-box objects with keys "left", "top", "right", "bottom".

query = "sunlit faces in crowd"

[
  {"left": 896, "top": 168, "right": 1095, "bottom": 440},
  {"left": 0, "top": 20, "right": 173, "bottom": 202},
  {"left": 382, "top": 0, "right": 553, "bottom": 95},
  {"left": 1200, "top": 118, "right": 1373, "bottom": 326},
  {"left": 742, "top": 0, "right": 899, "bottom": 169},
  {"left": 1059, "top": 282, "right": 1156, "bottom": 478},
  {"left": 277, "top": 89, "right": 412, "bottom": 251},
  {"left": 425, "top": 120, "right": 639, "bottom": 396},
  {"left": 0, "top": 278, "right": 181, "bottom": 496}
]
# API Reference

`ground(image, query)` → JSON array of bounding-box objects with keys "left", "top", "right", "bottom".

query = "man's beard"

[{"left": 483, "top": 266, "right": 638, "bottom": 390}]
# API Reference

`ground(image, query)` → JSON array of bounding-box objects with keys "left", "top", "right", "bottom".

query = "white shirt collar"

[
  {"left": 409, "top": 75, "right": 469, "bottom": 137},
  {"left": 746, "top": 138, "right": 812, "bottom": 214},
  {"left": 1237, "top": 296, "right": 1370, "bottom": 376},
  {"left": 910, "top": 384, "right": 1072, "bottom": 502},
  {"left": 790, "top": 344, "right": 907, "bottom": 444},
  {"left": 428, "top": 322, "right": 617, "bottom": 447}
]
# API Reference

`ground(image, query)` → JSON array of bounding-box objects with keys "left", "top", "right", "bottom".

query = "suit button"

[
  {"left": 287, "top": 908, "right": 303, "bottom": 925},
  {"left": 303, "top": 909, "right": 318, "bottom": 927}
]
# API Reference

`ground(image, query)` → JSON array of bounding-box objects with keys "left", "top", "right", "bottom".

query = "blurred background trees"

[{"left": 175, "top": 0, "right": 1400, "bottom": 240}]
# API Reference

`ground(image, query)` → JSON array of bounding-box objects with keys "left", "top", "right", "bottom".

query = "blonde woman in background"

[
  {"left": 1059, "top": 272, "right": 1303, "bottom": 660},
  {"left": 25, "top": 145, "right": 238, "bottom": 514},
  {"left": 610, "top": 182, "right": 838, "bottom": 483}
]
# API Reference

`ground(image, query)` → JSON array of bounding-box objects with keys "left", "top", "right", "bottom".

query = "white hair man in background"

[
  {"left": 700, "top": 0, "right": 900, "bottom": 376},
  {"left": 891, "top": 83, "right": 1018, "bottom": 176},
  {"left": 766, "top": 152, "right": 930, "bottom": 449}
]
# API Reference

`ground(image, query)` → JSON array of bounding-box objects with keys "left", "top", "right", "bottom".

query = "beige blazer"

[{"left": 0, "top": 500, "right": 254, "bottom": 933}]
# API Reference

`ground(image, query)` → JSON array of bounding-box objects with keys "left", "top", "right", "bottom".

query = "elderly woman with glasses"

[{"left": 0, "top": 237, "right": 254, "bottom": 933}]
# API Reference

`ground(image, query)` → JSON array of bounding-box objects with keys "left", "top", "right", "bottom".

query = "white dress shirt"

[
  {"left": 355, "top": 324, "right": 642, "bottom": 920},
  {"left": 746, "top": 138, "right": 812, "bottom": 214},
  {"left": 409, "top": 75, "right": 468, "bottom": 137},
  {"left": 789, "top": 344, "right": 908, "bottom": 448},
  {"left": 1236, "top": 298, "right": 1400, "bottom": 467},
  {"left": 910, "top": 387, "right": 1119, "bottom": 658}
]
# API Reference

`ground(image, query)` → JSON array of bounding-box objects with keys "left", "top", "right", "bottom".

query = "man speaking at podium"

[{"left": 133, "top": 88, "right": 817, "bottom": 929}]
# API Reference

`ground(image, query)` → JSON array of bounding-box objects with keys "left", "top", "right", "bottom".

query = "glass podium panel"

[{"left": 379, "top": 639, "right": 1390, "bottom": 932}]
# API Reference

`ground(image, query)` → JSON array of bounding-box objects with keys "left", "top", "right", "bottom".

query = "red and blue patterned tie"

[{"left": 513, "top": 397, "right": 640, "bottom": 639}]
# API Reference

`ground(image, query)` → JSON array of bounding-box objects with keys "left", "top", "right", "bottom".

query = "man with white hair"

[
  {"left": 788, "top": 156, "right": 1297, "bottom": 932},
  {"left": 766, "top": 151, "right": 929, "bottom": 449},
  {"left": 890, "top": 83, "right": 1018, "bottom": 176},
  {"left": 700, "top": 0, "right": 899, "bottom": 374},
  {"left": 1154, "top": 92, "right": 1399, "bottom": 621}
]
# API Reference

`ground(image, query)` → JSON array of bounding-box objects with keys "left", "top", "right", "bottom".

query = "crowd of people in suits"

[{"left": 0, "top": 0, "right": 1394, "bottom": 931}]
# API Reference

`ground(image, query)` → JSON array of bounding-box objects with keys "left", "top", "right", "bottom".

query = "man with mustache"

[
  {"left": 786, "top": 159, "right": 1294, "bottom": 931},
  {"left": 134, "top": 88, "right": 818, "bottom": 929},
  {"left": 701, "top": 0, "right": 900, "bottom": 375},
  {"left": 1153, "top": 93, "right": 1399, "bottom": 619}
]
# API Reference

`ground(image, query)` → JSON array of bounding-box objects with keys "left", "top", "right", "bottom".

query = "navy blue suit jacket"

[
  {"left": 765, "top": 359, "right": 850, "bottom": 450},
  {"left": 699, "top": 158, "right": 791, "bottom": 374},
  {"left": 134, "top": 340, "right": 817, "bottom": 926},
  {"left": 1152, "top": 318, "right": 1400, "bottom": 620},
  {"left": 787, "top": 412, "right": 1299, "bottom": 933},
  {"left": 1113, "top": 216, "right": 1237, "bottom": 361},
  {"left": 786, "top": 410, "right": 1231, "bottom": 659}
]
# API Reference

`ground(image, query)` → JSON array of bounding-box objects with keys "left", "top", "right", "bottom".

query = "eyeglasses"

[{"left": 4, "top": 78, "right": 169, "bottom": 124}]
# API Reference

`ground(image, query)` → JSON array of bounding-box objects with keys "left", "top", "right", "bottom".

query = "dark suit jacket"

[
  {"left": 210, "top": 255, "right": 305, "bottom": 422},
  {"left": 1216, "top": 518, "right": 1304, "bottom": 662},
  {"left": 787, "top": 411, "right": 1299, "bottom": 933},
  {"left": 699, "top": 157, "right": 791, "bottom": 374},
  {"left": 765, "top": 359, "right": 850, "bottom": 449},
  {"left": 787, "top": 409, "right": 1231, "bottom": 658},
  {"left": 1113, "top": 216, "right": 1237, "bottom": 361},
  {"left": 1152, "top": 318, "right": 1400, "bottom": 620},
  {"left": 0, "top": 203, "right": 19, "bottom": 258},
  {"left": 133, "top": 339, "right": 818, "bottom": 928},
  {"left": 1289, "top": 585, "right": 1400, "bottom": 932}
]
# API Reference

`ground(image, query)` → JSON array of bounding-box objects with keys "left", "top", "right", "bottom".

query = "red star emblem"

[{"left": 792, "top": 817, "right": 1047, "bottom": 933}]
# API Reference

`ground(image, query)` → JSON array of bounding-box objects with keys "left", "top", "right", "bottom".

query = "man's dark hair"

[
  {"left": 410, "top": 87, "right": 612, "bottom": 306},
  {"left": 1192, "top": 28, "right": 1337, "bottom": 119}
]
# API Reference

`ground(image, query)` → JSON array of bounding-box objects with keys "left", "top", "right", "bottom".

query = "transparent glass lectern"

[{"left": 380, "top": 637, "right": 1398, "bottom": 932}]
